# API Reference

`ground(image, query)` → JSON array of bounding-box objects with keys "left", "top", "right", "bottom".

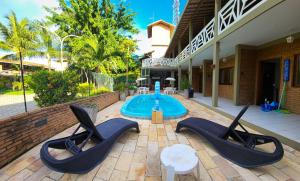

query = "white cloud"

[
  {"left": 134, "top": 29, "right": 152, "bottom": 56},
  {"left": 0, "top": 0, "right": 59, "bottom": 22},
  {"left": 31, "top": 0, "right": 59, "bottom": 8}
]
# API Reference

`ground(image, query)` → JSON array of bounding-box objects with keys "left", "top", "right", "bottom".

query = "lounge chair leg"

[
  {"left": 175, "top": 124, "right": 182, "bottom": 133},
  {"left": 135, "top": 125, "right": 140, "bottom": 133}
]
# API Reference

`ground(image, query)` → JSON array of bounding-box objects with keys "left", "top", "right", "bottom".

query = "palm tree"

[
  {"left": 71, "top": 35, "right": 118, "bottom": 82},
  {"left": 0, "top": 11, "right": 38, "bottom": 112},
  {"left": 34, "top": 22, "right": 59, "bottom": 70}
]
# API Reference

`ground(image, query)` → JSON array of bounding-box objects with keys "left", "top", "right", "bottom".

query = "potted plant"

[
  {"left": 116, "top": 82, "right": 126, "bottom": 101},
  {"left": 180, "top": 76, "right": 190, "bottom": 98},
  {"left": 128, "top": 85, "right": 136, "bottom": 96}
]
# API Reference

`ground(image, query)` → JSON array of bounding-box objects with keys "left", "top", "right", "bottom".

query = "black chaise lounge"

[
  {"left": 176, "top": 105, "right": 284, "bottom": 168},
  {"left": 40, "top": 104, "right": 139, "bottom": 173}
]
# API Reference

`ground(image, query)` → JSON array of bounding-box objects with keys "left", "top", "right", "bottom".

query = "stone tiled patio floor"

[{"left": 1, "top": 95, "right": 300, "bottom": 181}]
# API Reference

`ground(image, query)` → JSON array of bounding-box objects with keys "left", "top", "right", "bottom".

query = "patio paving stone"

[{"left": 1, "top": 95, "right": 300, "bottom": 180}]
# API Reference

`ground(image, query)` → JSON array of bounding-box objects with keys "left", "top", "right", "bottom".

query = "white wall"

[
  {"left": 151, "top": 24, "right": 171, "bottom": 46},
  {"left": 150, "top": 23, "right": 172, "bottom": 58},
  {"left": 151, "top": 46, "right": 168, "bottom": 58}
]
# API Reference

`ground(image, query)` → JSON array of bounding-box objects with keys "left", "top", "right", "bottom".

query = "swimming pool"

[{"left": 121, "top": 94, "right": 188, "bottom": 119}]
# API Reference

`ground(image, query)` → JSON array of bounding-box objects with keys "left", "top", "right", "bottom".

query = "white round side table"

[{"left": 160, "top": 144, "right": 200, "bottom": 181}]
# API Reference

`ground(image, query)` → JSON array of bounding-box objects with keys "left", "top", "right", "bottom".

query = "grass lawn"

[{"left": 0, "top": 89, "right": 34, "bottom": 95}]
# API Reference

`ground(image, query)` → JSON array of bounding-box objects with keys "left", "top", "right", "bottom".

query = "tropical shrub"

[
  {"left": 0, "top": 76, "right": 11, "bottom": 90},
  {"left": 78, "top": 82, "right": 95, "bottom": 97},
  {"left": 28, "top": 70, "right": 80, "bottom": 107},
  {"left": 114, "top": 82, "right": 126, "bottom": 92},
  {"left": 180, "top": 75, "right": 190, "bottom": 90},
  {"left": 128, "top": 85, "right": 137, "bottom": 90},
  {"left": 12, "top": 81, "right": 22, "bottom": 91},
  {"left": 94, "top": 86, "right": 111, "bottom": 94},
  {"left": 113, "top": 72, "right": 139, "bottom": 85},
  {"left": 24, "top": 75, "right": 32, "bottom": 89}
]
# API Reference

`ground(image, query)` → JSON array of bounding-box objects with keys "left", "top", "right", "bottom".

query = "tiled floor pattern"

[{"left": 1, "top": 95, "right": 300, "bottom": 181}]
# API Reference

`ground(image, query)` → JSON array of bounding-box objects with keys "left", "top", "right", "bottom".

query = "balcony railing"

[
  {"left": 173, "top": 0, "right": 266, "bottom": 66},
  {"left": 218, "top": 0, "right": 266, "bottom": 34},
  {"left": 142, "top": 58, "right": 178, "bottom": 68},
  {"left": 191, "top": 19, "right": 215, "bottom": 54}
]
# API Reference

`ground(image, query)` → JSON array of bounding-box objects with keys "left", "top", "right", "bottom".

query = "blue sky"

[{"left": 0, "top": 0, "right": 187, "bottom": 55}]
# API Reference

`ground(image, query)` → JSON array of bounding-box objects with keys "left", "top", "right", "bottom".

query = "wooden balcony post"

[
  {"left": 212, "top": 0, "right": 221, "bottom": 107},
  {"left": 178, "top": 65, "right": 181, "bottom": 90}
]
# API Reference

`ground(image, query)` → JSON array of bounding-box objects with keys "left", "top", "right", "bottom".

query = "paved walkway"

[
  {"left": 0, "top": 95, "right": 300, "bottom": 180},
  {"left": 188, "top": 92, "right": 300, "bottom": 149},
  {"left": 0, "top": 94, "right": 38, "bottom": 120}
]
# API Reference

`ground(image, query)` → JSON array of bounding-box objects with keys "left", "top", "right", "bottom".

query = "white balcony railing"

[
  {"left": 173, "top": 0, "right": 266, "bottom": 65},
  {"left": 218, "top": 0, "right": 266, "bottom": 34},
  {"left": 142, "top": 58, "right": 178, "bottom": 68},
  {"left": 191, "top": 19, "right": 214, "bottom": 54}
]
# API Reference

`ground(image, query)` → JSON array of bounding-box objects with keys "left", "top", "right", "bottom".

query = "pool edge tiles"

[{"left": 121, "top": 94, "right": 188, "bottom": 120}]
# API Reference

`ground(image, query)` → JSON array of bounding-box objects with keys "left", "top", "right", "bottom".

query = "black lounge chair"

[
  {"left": 40, "top": 104, "right": 139, "bottom": 173},
  {"left": 176, "top": 105, "right": 284, "bottom": 168}
]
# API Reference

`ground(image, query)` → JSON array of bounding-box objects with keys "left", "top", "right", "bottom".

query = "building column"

[
  {"left": 178, "top": 66, "right": 181, "bottom": 90},
  {"left": 188, "top": 21, "right": 193, "bottom": 86},
  {"left": 212, "top": 42, "right": 220, "bottom": 107},
  {"left": 212, "top": 0, "right": 221, "bottom": 107},
  {"left": 233, "top": 45, "right": 241, "bottom": 105},
  {"left": 171, "top": 70, "right": 175, "bottom": 87},
  {"left": 189, "top": 58, "right": 192, "bottom": 86},
  {"left": 178, "top": 40, "right": 182, "bottom": 91},
  {"left": 202, "top": 61, "right": 207, "bottom": 96}
]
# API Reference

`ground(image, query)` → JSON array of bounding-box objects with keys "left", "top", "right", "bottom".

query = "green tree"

[
  {"left": 118, "top": 38, "right": 137, "bottom": 86},
  {"left": 34, "top": 21, "right": 59, "bottom": 70},
  {"left": 0, "top": 11, "right": 38, "bottom": 111},
  {"left": 70, "top": 34, "right": 119, "bottom": 81},
  {"left": 45, "top": 0, "right": 139, "bottom": 75}
]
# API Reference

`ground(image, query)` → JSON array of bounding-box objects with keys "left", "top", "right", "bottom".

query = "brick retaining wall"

[{"left": 0, "top": 92, "right": 119, "bottom": 168}]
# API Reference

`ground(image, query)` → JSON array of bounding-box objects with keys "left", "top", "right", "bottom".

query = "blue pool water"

[{"left": 121, "top": 94, "right": 188, "bottom": 119}]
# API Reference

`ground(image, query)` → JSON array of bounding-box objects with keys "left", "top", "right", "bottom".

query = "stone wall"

[{"left": 0, "top": 92, "right": 120, "bottom": 168}]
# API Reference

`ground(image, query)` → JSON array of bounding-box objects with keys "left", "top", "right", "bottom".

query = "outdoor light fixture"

[
  {"left": 222, "top": 58, "right": 227, "bottom": 62},
  {"left": 286, "top": 35, "right": 294, "bottom": 44},
  {"left": 200, "top": 65, "right": 202, "bottom": 69}
]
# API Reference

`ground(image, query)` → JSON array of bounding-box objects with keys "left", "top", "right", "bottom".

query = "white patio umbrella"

[
  {"left": 136, "top": 77, "right": 147, "bottom": 81},
  {"left": 136, "top": 77, "right": 147, "bottom": 84},
  {"left": 166, "top": 77, "right": 176, "bottom": 81}
]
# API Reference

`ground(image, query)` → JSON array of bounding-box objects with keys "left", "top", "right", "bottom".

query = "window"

[
  {"left": 219, "top": 67, "right": 234, "bottom": 85},
  {"left": 294, "top": 55, "right": 300, "bottom": 87}
]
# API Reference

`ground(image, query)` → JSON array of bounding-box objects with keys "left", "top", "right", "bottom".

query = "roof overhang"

[{"left": 165, "top": 0, "right": 225, "bottom": 57}]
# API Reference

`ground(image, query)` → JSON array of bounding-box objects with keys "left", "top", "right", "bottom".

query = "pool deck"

[
  {"left": 1, "top": 95, "right": 300, "bottom": 181},
  {"left": 184, "top": 92, "right": 300, "bottom": 150}
]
